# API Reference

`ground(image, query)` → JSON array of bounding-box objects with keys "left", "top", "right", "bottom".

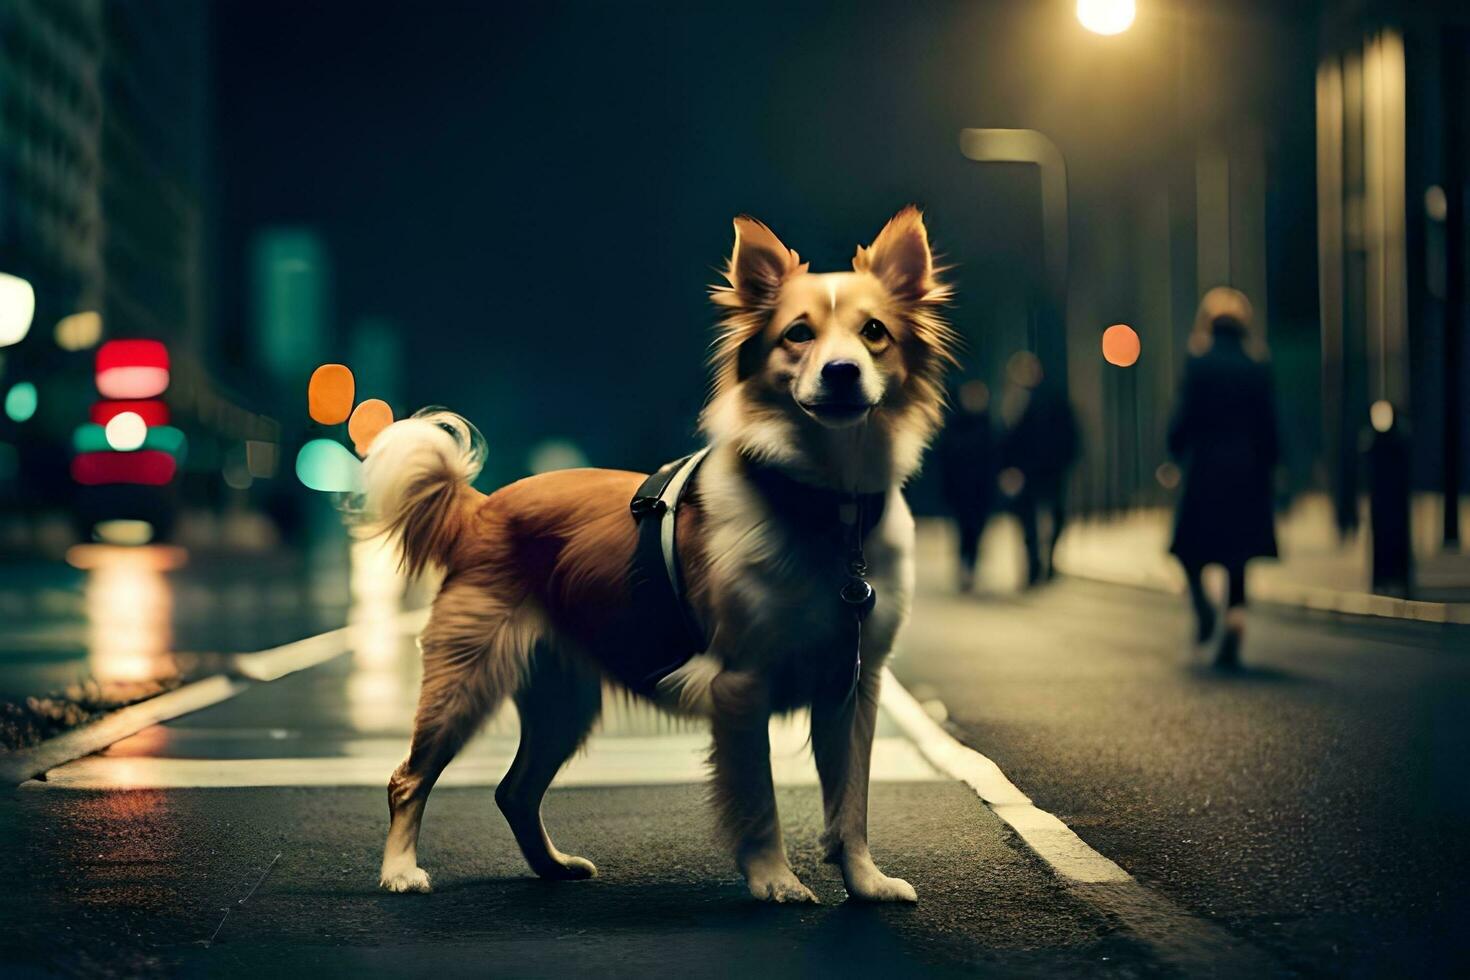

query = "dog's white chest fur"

[{"left": 686, "top": 447, "right": 915, "bottom": 686}]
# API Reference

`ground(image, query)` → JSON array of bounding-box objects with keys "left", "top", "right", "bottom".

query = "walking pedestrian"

[
  {"left": 938, "top": 380, "right": 996, "bottom": 592},
  {"left": 1167, "top": 288, "right": 1280, "bottom": 668},
  {"left": 998, "top": 352, "right": 1079, "bottom": 586}
]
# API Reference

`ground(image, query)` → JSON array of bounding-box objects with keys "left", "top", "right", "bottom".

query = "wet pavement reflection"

[
  {"left": 0, "top": 537, "right": 359, "bottom": 701},
  {"left": 69, "top": 544, "right": 186, "bottom": 684},
  {"left": 345, "top": 530, "right": 415, "bottom": 733}
]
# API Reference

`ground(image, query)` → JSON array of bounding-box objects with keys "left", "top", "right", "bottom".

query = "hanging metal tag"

[{"left": 840, "top": 576, "right": 876, "bottom": 618}]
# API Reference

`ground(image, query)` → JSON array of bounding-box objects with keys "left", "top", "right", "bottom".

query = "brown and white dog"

[{"left": 364, "top": 207, "right": 955, "bottom": 903}]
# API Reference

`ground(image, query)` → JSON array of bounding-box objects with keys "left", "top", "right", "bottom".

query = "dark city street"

[{"left": 3, "top": 1, "right": 1470, "bottom": 978}]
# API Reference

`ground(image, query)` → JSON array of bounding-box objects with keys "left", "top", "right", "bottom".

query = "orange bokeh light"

[
  {"left": 308, "top": 364, "right": 355, "bottom": 424},
  {"left": 348, "top": 398, "right": 394, "bottom": 456},
  {"left": 1101, "top": 324, "right": 1140, "bottom": 367}
]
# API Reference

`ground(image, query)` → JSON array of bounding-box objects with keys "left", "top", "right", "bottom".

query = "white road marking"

[
  {"left": 233, "top": 607, "right": 429, "bottom": 681},
  {"left": 12, "top": 581, "right": 1282, "bottom": 972},
  {"left": 878, "top": 667, "right": 1128, "bottom": 883},
  {"left": 18, "top": 610, "right": 1276, "bottom": 970},
  {"left": 878, "top": 667, "right": 1279, "bottom": 973},
  {"left": 28, "top": 731, "right": 940, "bottom": 790}
]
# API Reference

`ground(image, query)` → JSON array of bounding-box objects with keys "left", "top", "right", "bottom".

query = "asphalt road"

[
  {"left": 1, "top": 783, "right": 1151, "bottom": 978},
  {"left": 1, "top": 611, "right": 1157, "bottom": 978},
  {"left": 5, "top": 536, "right": 1468, "bottom": 977},
  {"left": 894, "top": 575, "right": 1470, "bottom": 978}
]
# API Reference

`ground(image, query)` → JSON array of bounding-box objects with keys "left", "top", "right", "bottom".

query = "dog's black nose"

[{"left": 821, "top": 360, "right": 861, "bottom": 386}]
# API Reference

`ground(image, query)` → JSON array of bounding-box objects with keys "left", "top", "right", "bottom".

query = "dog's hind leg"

[
  {"left": 811, "top": 670, "right": 916, "bottom": 902},
  {"left": 380, "top": 583, "right": 531, "bottom": 893},
  {"left": 709, "top": 670, "right": 817, "bottom": 903},
  {"left": 495, "top": 646, "right": 602, "bottom": 880}
]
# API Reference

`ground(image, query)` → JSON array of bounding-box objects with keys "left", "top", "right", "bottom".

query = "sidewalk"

[{"left": 1052, "top": 493, "right": 1470, "bottom": 624}]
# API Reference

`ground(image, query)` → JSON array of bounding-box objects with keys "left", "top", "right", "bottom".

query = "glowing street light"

[
  {"left": 308, "top": 363, "right": 355, "bottom": 424},
  {"left": 1102, "top": 323, "right": 1141, "bottom": 367},
  {"left": 55, "top": 311, "right": 103, "bottom": 351},
  {"left": 296, "top": 437, "right": 363, "bottom": 492},
  {"left": 1077, "top": 0, "right": 1135, "bottom": 36},
  {"left": 104, "top": 411, "right": 148, "bottom": 451},
  {"left": 5, "top": 381, "right": 37, "bottom": 422},
  {"left": 0, "top": 272, "right": 36, "bottom": 347}
]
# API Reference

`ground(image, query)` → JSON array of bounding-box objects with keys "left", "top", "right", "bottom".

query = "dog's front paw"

[
  {"left": 844, "top": 866, "right": 917, "bottom": 903},
  {"left": 746, "top": 865, "right": 819, "bottom": 904},
  {"left": 532, "top": 853, "right": 598, "bottom": 881},
  {"left": 379, "top": 866, "right": 432, "bottom": 893}
]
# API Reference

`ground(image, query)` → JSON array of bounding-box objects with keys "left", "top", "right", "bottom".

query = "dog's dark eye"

[
  {"left": 784, "top": 322, "right": 815, "bottom": 344},
  {"left": 861, "top": 318, "right": 889, "bottom": 343}
]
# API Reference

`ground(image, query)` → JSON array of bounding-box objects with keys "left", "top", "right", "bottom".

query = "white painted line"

[
  {"left": 878, "top": 667, "right": 1130, "bottom": 884},
  {"left": 878, "top": 668, "right": 1031, "bottom": 806},
  {"left": 879, "top": 668, "right": 1278, "bottom": 972},
  {"left": 28, "top": 733, "right": 942, "bottom": 791},
  {"left": 0, "top": 675, "right": 249, "bottom": 785},
  {"left": 233, "top": 608, "right": 429, "bottom": 681}
]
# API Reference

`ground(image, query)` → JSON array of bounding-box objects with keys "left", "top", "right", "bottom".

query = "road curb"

[
  {"left": 1, "top": 608, "right": 428, "bottom": 786},
  {"left": 0, "top": 675, "right": 249, "bottom": 785},
  {"left": 1055, "top": 557, "right": 1470, "bottom": 625}
]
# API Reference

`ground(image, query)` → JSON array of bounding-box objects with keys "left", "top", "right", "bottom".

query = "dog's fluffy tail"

[{"left": 361, "top": 409, "right": 485, "bottom": 577}]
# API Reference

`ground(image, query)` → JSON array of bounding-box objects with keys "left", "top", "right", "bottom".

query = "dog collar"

[{"left": 738, "top": 456, "right": 888, "bottom": 544}]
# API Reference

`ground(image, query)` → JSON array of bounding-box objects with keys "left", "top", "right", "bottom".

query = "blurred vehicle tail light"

[
  {"left": 91, "top": 398, "right": 170, "bottom": 426},
  {"left": 74, "top": 423, "right": 186, "bottom": 458},
  {"left": 96, "top": 339, "right": 170, "bottom": 399},
  {"left": 71, "top": 450, "right": 178, "bottom": 486},
  {"left": 76, "top": 341, "right": 181, "bottom": 502}
]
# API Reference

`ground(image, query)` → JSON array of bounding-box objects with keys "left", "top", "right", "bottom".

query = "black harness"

[{"left": 627, "top": 449, "right": 885, "bottom": 700}]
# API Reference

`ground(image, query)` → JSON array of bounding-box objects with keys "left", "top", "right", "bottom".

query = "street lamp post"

[{"left": 958, "top": 128, "right": 1070, "bottom": 376}]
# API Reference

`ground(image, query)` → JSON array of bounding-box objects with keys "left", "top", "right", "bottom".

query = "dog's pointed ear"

[
  {"left": 853, "top": 206, "right": 937, "bottom": 302},
  {"left": 717, "top": 216, "right": 804, "bottom": 309}
]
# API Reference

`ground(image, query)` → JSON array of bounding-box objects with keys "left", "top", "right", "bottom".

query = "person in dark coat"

[
  {"left": 938, "top": 380, "right": 997, "bottom": 592},
  {"left": 1167, "top": 287, "right": 1279, "bottom": 668},
  {"left": 999, "top": 352, "right": 1080, "bottom": 586}
]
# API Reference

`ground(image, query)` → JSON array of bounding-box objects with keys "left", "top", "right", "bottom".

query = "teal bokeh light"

[
  {"left": 295, "top": 437, "right": 362, "bottom": 492},
  {"left": 4, "top": 381, "right": 37, "bottom": 422}
]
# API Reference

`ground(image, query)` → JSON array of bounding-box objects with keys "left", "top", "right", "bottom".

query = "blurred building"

[
  {"left": 0, "top": 0, "right": 105, "bottom": 330},
  {"left": 0, "top": 0, "right": 207, "bottom": 333},
  {"left": 98, "top": 0, "right": 209, "bottom": 354},
  {"left": 1042, "top": 0, "right": 1467, "bottom": 550},
  {"left": 998, "top": 0, "right": 1322, "bottom": 515},
  {"left": 1314, "top": 2, "right": 1470, "bottom": 544},
  {"left": 0, "top": 1, "right": 277, "bottom": 542},
  {"left": 0, "top": 0, "right": 109, "bottom": 511},
  {"left": 252, "top": 229, "right": 330, "bottom": 388}
]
